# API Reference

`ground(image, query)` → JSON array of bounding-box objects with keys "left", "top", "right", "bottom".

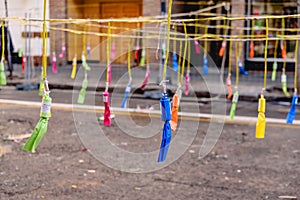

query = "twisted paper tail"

[
  {"left": 226, "top": 75, "right": 233, "bottom": 99},
  {"left": 77, "top": 79, "right": 88, "bottom": 104},
  {"left": 103, "top": 92, "right": 111, "bottom": 126},
  {"left": 52, "top": 53, "right": 57, "bottom": 74},
  {"left": 170, "top": 93, "right": 179, "bottom": 131},
  {"left": 157, "top": 121, "right": 172, "bottom": 162},
  {"left": 23, "top": 94, "right": 52, "bottom": 152},
  {"left": 219, "top": 40, "right": 226, "bottom": 57},
  {"left": 23, "top": 118, "right": 48, "bottom": 153},
  {"left": 140, "top": 70, "right": 150, "bottom": 89},
  {"left": 22, "top": 55, "right": 26, "bottom": 74},
  {"left": 71, "top": 56, "right": 77, "bottom": 79},
  {"left": 286, "top": 94, "right": 298, "bottom": 124},
  {"left": 172, "top": 53, "right": 178, "bottom": 72},
  {"left": 256, "top": 112, "right": 266, "bottom": 139},
  {"left": 203, "top": 55, "right": 208, "bottom": 75},
  {"left": 281, "top": 73, "right": 290, "bottom": 97},
  {"left": 249, "top": 41, "right": 254, "bottom": 58},
  {"left": 271, "top": 62, "right": 277, "bottom": 81},
  {"left": 194, "top": 39, "right": 201, "bottom": 54},
  {"left": 121, "top": 84, "right": 131, "bottom": 108},
  {"left": 0, "top": 61, "right": 7, "bottom": 86}
]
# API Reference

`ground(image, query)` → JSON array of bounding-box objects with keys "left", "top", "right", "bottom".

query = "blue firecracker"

[
  {"left": 238, "top": 60, "right": 248, "bottom": 75},
  {"left": 158, "top": 92, "right": 172, "bottom": 162},
  {"left": 203, "top": 54, "right": 208, "bottom": 75},
  {"left": 121, "top": 83, "right": 131, "bottom": 108},
  {"left": 286, "top": 94, "right": 298, "bottom": 124},
  {"left": 172, "top": 53, "right": 178, "bottom": 72},
  {"left": 87, "top": 44, "right": 91, "bottom": 59}
]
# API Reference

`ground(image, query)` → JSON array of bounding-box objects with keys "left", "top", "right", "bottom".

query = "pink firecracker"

[{"left": 52, "top": 52, "right": 57, "bottom": 74}]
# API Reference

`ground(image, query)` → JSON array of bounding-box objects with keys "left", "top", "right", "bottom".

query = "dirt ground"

[{"left": 0, "top": 104, "right": 299, "bottom": 200}]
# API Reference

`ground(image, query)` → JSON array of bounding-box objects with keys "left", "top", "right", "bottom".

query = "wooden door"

[{"left": 100, "top": 3, "right": 142, "bottom": 64}]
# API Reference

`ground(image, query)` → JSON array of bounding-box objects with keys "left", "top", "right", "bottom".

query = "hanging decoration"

[
  {"left": 219, "top": 40, "right": 226, "bottom": 57},
  {"left": 280, "top": 19, "right": 290, "bottom": 97},
  {"left": 271, "top": 33, "right": 279, "bottom": 81},
  {"left": 139, "top": 26, "right": 146, "bottom": 67},
  {"left": 172, "top": 26, "right": 178, "bottom": 72},
  {"left": 0, "top": 21, "right": 6, "bottom": 86},
  {"left": 103, "top": 22, "right": 112, "bottom": 126},
  {"left": 121, "top": 39, "right": 132, "bottom": 108},
  {"left": 286, "top": 90, "right": 298, "bottom": 124},
  {"left": 286, "top": 39, "right": 298, "bottom": 124},
  {"left": 158, "top": 0, "right": 172, "bottom": 163},
  {"left": 82, "top": 24, "right": 87, "bottom": 57},
  {"left": 135, "top": 24, "right": 140, "bottom": 64},
  {"left": 59, "top": 25, "right": 66, "bottom": 58},
  {"left": 170, "top": 89, "right": 180, "bottom": 132},
  {"left": 203, "top": 24, "right": 208, "bottom": 75},
  {"left": 281, "top": 68, "right": 290, "bottom": 97},
  {"left": 280, "top": 40, "right": 287, "bottom": 59},
  {"left": 194, "top": 39, "right": 201, "bottom": 54},
  {"left": 77, "top": 53, "right": 91, "bottom": 104},
  {"left": 52, "top": 52, "right": 57, "bottom": 74},
  {"left": 18, "top": 48, "right": 23, "bottom": 58},
  {"left": 256, "top": 18, "right": 269, "bottom": 139},
  {"left": 110, "top": 40, "right": 115, "bottom": 61},
  {"left": 219, "top": 18, "right": 227, "bottom": 57},
  {"left": 22, "top": 55, "right": 26, "bottom": 74},
  {"left": 140, "top": 33, "right": 151, "bottom": 89},
  {"left": 249, "top": 20, "right": 255, "bottom": 58},
  {"left": 87, "top": 43, "right": 91, "bottom": 59},
  {"left": 71, "top": 55, "right": 77, "bottom": 79},
  {"left": 38, "top": 68, "right": 44, "bottom": 96},
  {"left": 226, "top": 39, "right": 233, "bottom": 99},
  {"left": 20, "top": 23, "right": 25, "bottom": 74},
  {"left": 158, "top": 80, "right": 172, "bottom": 162},
  {"left": 280, "top": 19, "right": 287, "bottom": 59},
  {"left": 23, "top": 0, "right": 52, "bottom": 152},
  {"left": 238, "top": 59, "right": 248, "bottom": 75},
  {"left": 170, "top": 27, "right": 186, "bottom": 132},
  {"left": 103, "top": 90, "right": 111, "bottom": 126},
  {"left": 256, "top": 89, "right": 266, "bottom": 139},
  {"left": 194, "top": 17, "right": 201, "bottom": 54},
  {"left": 59, "top": 43, "right": 66, "bottom": 58},
  {"left": 51, "top": 28, "right": 57, "bottom": 74},
  {"left": 87, "top": 23, "right": 91, "bottom": 59},
  {"left": 185, "top": 36, "right": 191, "bottom": 96},
  {"left": 140, "top": 48, "right": 146, "bottom": 67},
  {"left": 229, "top": 41, "right": 240, "bottom": 120},
  {"left": 226, "top": 74, "right": 232, "bottom": 99},
  {"left": 71, "top": 24, "right": 77, "bottom": 79}
]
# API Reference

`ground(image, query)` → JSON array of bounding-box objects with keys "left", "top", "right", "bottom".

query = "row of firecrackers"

[{"left": 0, "top": 8, "right": 299, "bottom": 162}]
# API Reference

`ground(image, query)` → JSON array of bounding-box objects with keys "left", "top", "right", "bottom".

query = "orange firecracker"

[
  {"left": 249, "top": 41, "right": 254, "bottom": 58},
  {"left": 219, "top": 40, "right": 226, "bottom": 57},
  {"left": 170, "top": 93, "right": 179, "bottom": 132}
]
